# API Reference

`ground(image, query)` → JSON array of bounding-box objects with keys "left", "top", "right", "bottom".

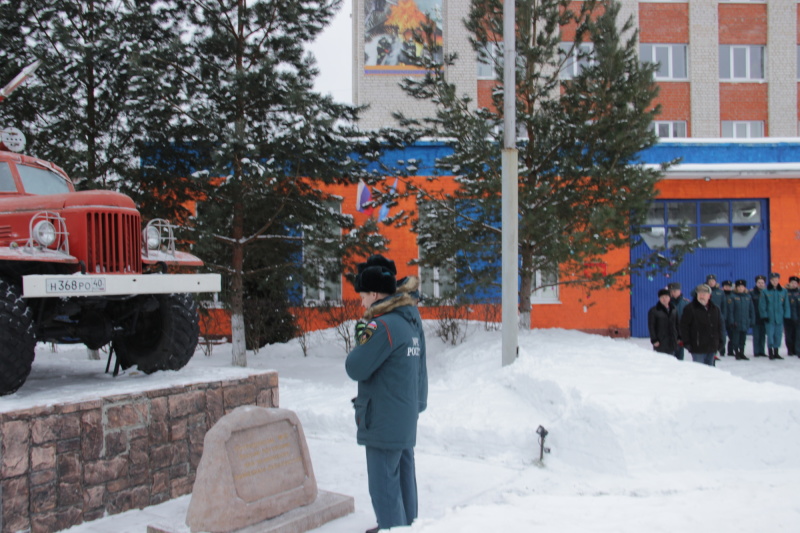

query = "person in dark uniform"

[
  {"left": 751, "top": 275, "right": 767, "bottom": 357},
  {"left": 759, "top": 272, "right": 790, "bottom": 360},
  {"left": 721, "top": 280, "right": 734, "bottom": 355},
  {"left": 726, "top": 280, "right": 754, "bottom": 360},
  {"left": 346, "top": 254, "right": 428, "bottom": 532},
  {"left": 648, "top": 288, "right": 678, "bottom": 357},
  {"left": 785, "top": 275, "right": 800, "bottom": 356},
  {"left": 669, "top": 282, "right": 690, "bottom": 361},
  {"left": 680, "top": 283, "right": 725, "bottom": 366}
]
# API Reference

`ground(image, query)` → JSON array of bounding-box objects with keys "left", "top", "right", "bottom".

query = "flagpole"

[{"left": 501, "top": 0, "right": 518, "bottom": 366}]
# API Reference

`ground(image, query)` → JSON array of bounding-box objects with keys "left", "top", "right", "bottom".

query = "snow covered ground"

[{"left": 6, "top": 323, "right": 800, "bottom": 533}]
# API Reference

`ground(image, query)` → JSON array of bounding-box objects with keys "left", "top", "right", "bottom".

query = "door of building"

[{"left": 630, "top": 199, "right": 769, "bottom": 337}]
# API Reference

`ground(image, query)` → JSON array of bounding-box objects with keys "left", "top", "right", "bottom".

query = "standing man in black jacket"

[
  {"left": 751, "top": 275, "right": 768, "bottom": 357},
  {"left": 648, "top": 288, "right": 678, "bottom": 357},
  {"left": 680, "top": 283, "right": 725, "bottom": 366}
]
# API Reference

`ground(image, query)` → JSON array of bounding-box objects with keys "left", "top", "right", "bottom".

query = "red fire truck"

[{"left": 0, "top": 61, "right": 220, "bottom": 395}]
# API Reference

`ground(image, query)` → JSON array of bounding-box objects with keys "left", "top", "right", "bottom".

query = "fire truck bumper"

[{"left": 22, "top": 273, "right": 221, "bottom": 298}]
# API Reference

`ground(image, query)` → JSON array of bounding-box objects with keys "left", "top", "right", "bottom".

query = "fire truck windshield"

[{"left": 17, "top": 164, "right": 71, "bottom": 195}]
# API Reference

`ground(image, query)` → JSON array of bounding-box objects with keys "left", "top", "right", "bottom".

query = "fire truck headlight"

[
  {"left": 33, "top": 220, "right": 56, "bottom": 247},
  {"left": 146, "top": 226, "right": 161, "bottom": 250}
]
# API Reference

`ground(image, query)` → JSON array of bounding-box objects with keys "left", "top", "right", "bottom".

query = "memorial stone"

[{"left": 186, "top": 406, "right": 317, "bottom": 533}]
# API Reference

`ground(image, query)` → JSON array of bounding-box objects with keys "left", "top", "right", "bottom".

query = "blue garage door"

[{"left": 630, "top": 199, "right": 769, "bottom": 337}]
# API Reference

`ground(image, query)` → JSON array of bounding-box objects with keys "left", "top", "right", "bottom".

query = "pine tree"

[
  {"left": 132, "top": 0, "right": 387, "bottom": 366},
  {"left": 0, "top": 0, "right": 185, "bottom": 190},
  {"left": 380, "top": 0, "right": 697, "bottom": 328}
]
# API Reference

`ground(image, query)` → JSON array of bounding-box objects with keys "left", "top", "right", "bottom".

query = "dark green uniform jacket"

[
  {"left": 726, "top": 292, "right": 755, "bottom": 331},
  {"left": 759, "top": 284, "right": 791, "bottom": 324},
  {"left": 346, "top": 276, "right": 428, "bottom": 450}
]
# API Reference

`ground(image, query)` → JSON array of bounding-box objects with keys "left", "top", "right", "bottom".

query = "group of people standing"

[{"left": 648, "top": 272, "right": 800, "bottom": 365}]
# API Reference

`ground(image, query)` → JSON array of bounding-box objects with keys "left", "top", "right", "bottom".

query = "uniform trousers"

[
  {"left": 766, "top": 321, "right": 784, "bottom": 349},
  {"left": 752, "top": 321, "right": 767, "bottom": 355},
  {"left": 729, "top": 329, "right": 747, "bottom": 354},
  {"left": 785, "top": 319, "right": 800, "bottom": 354},
  {"left": 366, "top": 447, "right": 418, "bottom": 530}
]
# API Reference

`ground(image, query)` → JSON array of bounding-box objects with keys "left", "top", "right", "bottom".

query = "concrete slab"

[{"left": 147, "top": 490, "right": 354, "bottom": 533}]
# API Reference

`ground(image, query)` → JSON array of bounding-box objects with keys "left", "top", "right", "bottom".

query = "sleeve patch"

[{"left": 358, "top": 321, "right": 378, "bottom": 345}]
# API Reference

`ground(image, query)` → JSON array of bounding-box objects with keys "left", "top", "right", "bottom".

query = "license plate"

[{"left": 45, "top": 277, "right": 107, "bottom": 294}]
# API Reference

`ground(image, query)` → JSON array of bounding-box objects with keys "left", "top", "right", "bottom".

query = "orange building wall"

[
  {"left": 337, "top": 175, "right": 634, "bottom": 335},
  {"left": 199, "top": 175, "right": 800, "bottom": 340},
  {"left": 718, "top": 4, "right": 767, "bottom": 45},
  {"left": 639, "top": 3, "right": 688, "bottom": 43}
]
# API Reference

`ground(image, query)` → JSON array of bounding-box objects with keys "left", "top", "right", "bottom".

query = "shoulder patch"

[{"left": 358, "top": 321, "right": 378, "bottom": 345}]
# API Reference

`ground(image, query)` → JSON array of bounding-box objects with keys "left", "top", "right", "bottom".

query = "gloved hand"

[{"left": 354, "top": 321, "right": 367, "bottom": 343}]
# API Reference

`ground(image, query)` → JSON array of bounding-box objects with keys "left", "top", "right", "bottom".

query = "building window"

[
  {"left": 640, "top": 44, "right": 688, "bottom": 80},
  {"left": 302, "top": 201, "right": 343, "bottom": 304},
  {"left": 721, "top": 121, "right": 764, "bottom": 138},
  {"left": 559, "top": 42, "right": 594, "bottom": 80},
  {"left": 477, "top": 41, "right": 501, "bottom": 80},
  {"left": 650, "top": 121, "right": 687, "bottom": 138},
  {"left": 639, "top": 200, "right": 762, "bottom": 250},
  {"left": 531, "top": 264, "right": 559, "bottom": 303},
  {"left": 719, "top": 45, "right": 764, "bottom": 80}
]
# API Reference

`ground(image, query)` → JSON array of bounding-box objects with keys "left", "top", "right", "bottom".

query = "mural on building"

[{"left": 364, "top": 0, "right": 443, "bottom": 74}]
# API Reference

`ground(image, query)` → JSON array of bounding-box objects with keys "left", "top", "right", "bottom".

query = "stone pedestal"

[{"left": 0, "top": 372, "right": 278, "bottom": 533}]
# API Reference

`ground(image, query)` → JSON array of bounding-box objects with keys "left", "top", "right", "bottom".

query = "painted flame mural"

[{"left": 364, "top": 0, "right": 443, "bottom": 74}]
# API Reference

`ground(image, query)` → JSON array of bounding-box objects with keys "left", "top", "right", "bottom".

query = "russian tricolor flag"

[{"left": 356, "top": 180, "right": 374, "bottom": 215}]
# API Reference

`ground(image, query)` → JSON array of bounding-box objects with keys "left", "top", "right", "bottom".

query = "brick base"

[{"left": 0, "top": 372, "right": 278, "bottom": 533}]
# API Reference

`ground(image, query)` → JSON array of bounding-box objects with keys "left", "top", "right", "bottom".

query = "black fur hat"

[
  {"left": 356, "top": 254, "right": 397, "bottom": 276},
  {"left": 355, "top": 265, "right": 396, "bottom": 294}
]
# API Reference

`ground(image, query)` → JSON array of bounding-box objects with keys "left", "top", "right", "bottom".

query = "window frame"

[
  {"left": 640, "top": 43, "right": 688, "bottom": 81},
  {"left": 559, "top": 41, "right": 595, "bottom": 80},
  {"left": 719, "top": 45, "right": 765, "bottom": 81},
  {"left": 476, "top": 41, "right": 501, "bottom": 80},
  {"left": 651, "top": 121, "right": 687, "bottom": 139},
  {"left": 721, "top": 121, "right": 764, "bottom": 139}
]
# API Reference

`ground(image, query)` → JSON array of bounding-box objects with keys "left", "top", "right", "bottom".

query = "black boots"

[
  {"left": 735, "top": 350, "right": 749, "bottom": 360},
  {"left": 769, "top": 348, "right": 784, "bottom": 360}
]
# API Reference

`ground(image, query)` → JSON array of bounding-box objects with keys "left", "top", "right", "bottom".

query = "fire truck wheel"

[
  {"left": 0, "top": 279, "right": 36, "bottom": 396},
  {"left": 113, "top": 293, "right": 199, "bottom": 373}
]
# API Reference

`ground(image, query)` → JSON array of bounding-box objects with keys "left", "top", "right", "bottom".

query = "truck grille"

[{"left": 86, "top": 211, "right": 142, "bottom": 273}]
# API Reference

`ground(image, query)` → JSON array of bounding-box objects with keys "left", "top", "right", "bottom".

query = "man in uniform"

[
  {"left": 726, "top": 280, "right": 754, "bottom": 360},
  {"left": 785, "top": 275, "right": 800, "bottom": 356},
  {"left": 721, "top": 280, "right": 734, "bottom": 355},
  {"left": 750, "top": 275, "right": 767, "bottom": 357},
  {"left": 648, "top": 288, "right": 678, "bottom": 356},
  {"left": 346, "top": 254, "right": 428, "bottom": 532},
  {"left": 669, "top": 282, "right": 690, "bottom": 361},
  {"left": 759, "top": 272, "right": 790, "bottom": 360},
  {"left": 699, "top": 275, "right": 727, "bottom": 358}
]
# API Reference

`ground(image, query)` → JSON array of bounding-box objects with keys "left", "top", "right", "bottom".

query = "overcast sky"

[{"left": 307, "top": 0, "right": 354, "bottom": 104}]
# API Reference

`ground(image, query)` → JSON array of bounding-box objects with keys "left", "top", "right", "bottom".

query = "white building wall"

[
  {"left": 689, "top": 0, "right": 720, "bottom": 138},
  {"left": 767, "top": 0, "right": 797, "bottom": 137}
]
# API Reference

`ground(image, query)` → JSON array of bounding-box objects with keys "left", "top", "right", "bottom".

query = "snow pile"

[{"left": 9, "top": 323, "right": 799, "bottom": 532}]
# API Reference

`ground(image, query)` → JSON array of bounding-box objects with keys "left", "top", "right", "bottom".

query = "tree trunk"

[{"left": 230, "top": 238, "right": 247, "bottom": 367}]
